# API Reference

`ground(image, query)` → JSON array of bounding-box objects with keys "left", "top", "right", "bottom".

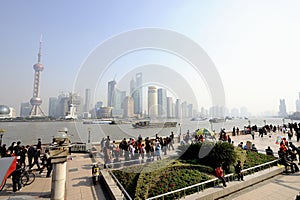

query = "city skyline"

[{"left": 1, "top": 1, "right": 300, "bottom": 116}]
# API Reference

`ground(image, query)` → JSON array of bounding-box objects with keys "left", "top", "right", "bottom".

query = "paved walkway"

[
  {"left": 0, "top": 131, "right": 299, "bottom": 200},
  {"left": 0, "top": 153, "right": 107, "bottom": 200}
]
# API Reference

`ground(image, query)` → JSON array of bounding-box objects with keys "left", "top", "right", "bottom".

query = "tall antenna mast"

[{"left": 38, "top": 34, "right": 42, "bottom": 64}]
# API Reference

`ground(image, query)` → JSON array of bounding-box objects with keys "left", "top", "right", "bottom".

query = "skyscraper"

[
  {"left": 157, "top": 88, "right": 167, "bottom": 118},
  {"left": 84, "top": 89, "right": 91, "bottom": 113},
  {"left": 29, "top": 36, "right": 46, "bottom": 117},
  {"left": 175, "top": 99, "right": 182, "bottom": 119},
  {"left": 107, "top": 80, "right": 116, "bottom": 107},
  {"left": 167, "top": 97, "right": 174, "bottom": 118},
  {"left": 123, "top": 96, "right": 134, "bottom": 118},
  {"left": 48, "top": 97, "right": 58, "bottom": 118},
  {"left": 20, "top": 102, "right": 31, "bottom": 117},
  {"left": 148, "top": 86, "right": 158, "bottom": 118},
  {"left": 279, "top": 99, "right": 288, "bottom": 117},
  {"left": 136, "top": 73, "right": 143, "bottom": 114}
]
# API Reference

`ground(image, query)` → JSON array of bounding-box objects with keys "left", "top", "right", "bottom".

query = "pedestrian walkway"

[{"left": 0, "top": 153, "right": 106, "bottom": 200}]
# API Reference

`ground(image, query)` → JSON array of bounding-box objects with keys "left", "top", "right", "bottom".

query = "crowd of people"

[
  {"left": 100, "top": 132, "right": 175, "bottom": 165},
  {"left": 0, "top": 138, "right": 52, "bottom": 192}
]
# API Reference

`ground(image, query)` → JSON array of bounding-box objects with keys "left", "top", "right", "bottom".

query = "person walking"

[
  {"left": 215, "top": 164, "right": 227, "bottom": 187},
  {"left": 251, "top": 130, "right": 255, "bottom": 140},
  {"left": 235, "top": 160, "right": 244, "bottom": 181}
]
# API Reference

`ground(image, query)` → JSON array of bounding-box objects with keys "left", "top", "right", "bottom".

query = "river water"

[{"left": 0, "top": 117, "right": 296, "bottom": 146}]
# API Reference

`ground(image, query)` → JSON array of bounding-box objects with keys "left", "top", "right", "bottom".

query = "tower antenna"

[{"left": 38, "top": 34, "right": 42, "bottom": 63}]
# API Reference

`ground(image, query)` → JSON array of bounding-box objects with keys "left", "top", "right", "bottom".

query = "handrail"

[
  {"left": 146, "top": 159, "right": 279, "bottom": 200},
  {"left": 107, "top": 169, "right": 133, "bottom": 200}
]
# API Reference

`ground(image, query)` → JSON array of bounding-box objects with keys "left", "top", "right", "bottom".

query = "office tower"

[
  {"left": 175, "top": 99, "right": 182, "bottom": 119},
  {"left": 20, "top": 102, "right": 32, "bottom": 117},
  {"left": 136, "top": 73, "right": 143, "bottom": 114},
  {"left": 29, "top": 36, "right": 46, "bottom": 117},
  {"left": 181, "top": 101, "right": 187, "bottom": 118},
  {"left": 107, "top": 80, "right": 116, "bottom": 107},
  {"left": 296, "top": 99, "right": 300, "bottom": 112},
  {"left": 84, "top": 89, "right": 91, "bottom": 113},
  {"left": 187, "top": 104, "right": 193, "bottom": 118},
  {"left": 279, "top": 99, "right": 287, "bottom": 117},
  {"left": 148, "top": 86, "right": 158, "bottom": 118},
  {"left": 123, "top": 96, "right": 134, "bottom": 118},
  {"left": 48, "top": 97, "right": 58, "bottom": 118},
  {"left": 157, "top": 88, "right": 167, "bottom": 118},
  {"left": 167, "top": 97, "right": 174, "bottom": 118}
]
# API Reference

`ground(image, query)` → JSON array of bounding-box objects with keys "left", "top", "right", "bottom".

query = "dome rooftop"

[{"left": 0, "top": 105, "right": 10, "bottom": 115}]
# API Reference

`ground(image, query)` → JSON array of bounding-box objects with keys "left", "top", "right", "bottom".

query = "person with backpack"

[{"left": 235, "top": 160, "right": 244, "bottom": 181}]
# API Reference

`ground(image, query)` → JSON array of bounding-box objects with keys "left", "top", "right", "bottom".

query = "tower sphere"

[
  {"left": 33, "top": 63, "right": 44, "bottom": 71},
  {"left": 0, "top": 105, "right": 10, "bottom": 115},
  {"left": 30, "top": 97, "right": 42, "bottom": 106}
]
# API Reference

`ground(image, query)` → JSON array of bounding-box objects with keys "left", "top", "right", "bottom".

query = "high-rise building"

[
  {"left": 29, "top": 36, "right": 46, "bottom": 117},
  {"left": 167, "top": 97, "right": 174, "bottom": 118},
  {"left": 187, "top": 104, "right": 193, "bottom": 118},
  {"left": 175, "top": 99, "right": 182, "bottom": 119},
  {"left": 148, "top": 86, "right": 158, "bottom": 118},
  {"left": 84, "top": 89, "right": 91, "bottom": 113},
  {"left": 279, "top": 99, "right": 288, "bottom": 117},
  {"left": 107, "top": 80, "right": 116, "bottom": 107},
  {"left": 20, "top": 102, "right": 31, "bottom": 117},
  {"left": 123, "top": 96, "right": 134, "bottom": 118},
  {"left": 181, "top": 101, "right": 187, "bottom": 118},
  {"left": 136, "top": 73, "right": 143, "bottom": 114},
  {"left": 48, "top": 97, "right": 58, "bottom": 118},
  {"left": 157, "top": 88, "right": 167, "bottom": 118},
  {"left": 296, "top": 99, "right": 300, "bottom": 112}
]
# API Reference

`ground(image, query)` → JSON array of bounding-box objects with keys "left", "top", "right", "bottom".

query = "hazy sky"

[{"left": 1, "top": 1, "right": 300, "bottom": 116}]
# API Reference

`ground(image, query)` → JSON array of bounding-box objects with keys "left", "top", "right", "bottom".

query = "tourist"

[
  {"left": 265, "top": 146, "right": 274, "bottom": 156},
  {"left": 227, "top": 135, "right": 231, "bottom": 144},
  {"left": 232, "top": 126, "right": 236, "bottom": 136},
  {"left": 238, "top": 142, "right": 243, "bottom": 149},
  {"left": 251, "top": 144, "right": 258, "bottom": 152},
  {"left": 215, "top": 164, "right": 227, "bottom": 187},
  {"left": 36, "top": 138, "right": 42, "bottom": 150},
  {"left": 235, "top": 160, "right": 244, "bottom": 181},
  {"left": 236, "top": 127, "right": 239, "bottom": 135},
  {"left": 289, "top": 142, "right": 300, "bottom": 164},
  {"left": 0, "top": 144, "right": 7, "bottom": 157},
  {"left": 12, "top": 160, "right": 22, "bottom": 192},
  {"left": 45, "top": 149, "right": 52, "bottom": 177},
  {"left": 251, "top": 130, "right": 255, "bottom": 140},
  {"left": 155, "top": 144, "right": 162, "bottom": 160},
  {"left": 27, "top": 145, "right": 35, "bottom": 167},
  {"left": 30, "top": 148, "right": 41, "bottom": 170}
]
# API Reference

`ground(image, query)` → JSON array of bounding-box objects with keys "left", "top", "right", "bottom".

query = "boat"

[
  {"left": 191, "top": 117, "right": 208, "bottom": 121},
  {"left": 209, "top": 118, "right": 226, "bottom": 123},
  {"left": 132, "top": 120, "right": 177, "bottom": 128},
  {"left": 83, "top": 120, "right": 115, "bottom": 124}
]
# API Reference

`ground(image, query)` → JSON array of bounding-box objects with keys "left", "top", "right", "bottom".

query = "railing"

[
  {"left": 145, "top": 159, "right": 279, "bottom": 200},
  {"left": 107, "top": 169, "right": 133, "bottom": 200}
]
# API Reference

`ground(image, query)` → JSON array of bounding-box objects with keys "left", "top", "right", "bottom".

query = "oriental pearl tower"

[{"left": 29, "top": 36, "right": 46, "bottom": 117}]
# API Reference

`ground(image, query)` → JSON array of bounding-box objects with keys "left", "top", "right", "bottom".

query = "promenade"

[{"left": 0, "top": 130, "right": 299, "bottom": 200}]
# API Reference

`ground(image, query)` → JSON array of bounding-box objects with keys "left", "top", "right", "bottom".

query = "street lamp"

[
  {"left": 0, "top": 128, "right": 5, "bottom": 146},
  {"left": 88, "top": 128, "right": 91, "bottom": 144},
  {"left": 50, "top": 129, "right": 70, "bottom": 200},
  {"left": 248, "top": 120, "right": 251, "bottom": 127}
]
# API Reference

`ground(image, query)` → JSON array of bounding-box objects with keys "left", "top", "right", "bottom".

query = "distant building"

[
  {"left": 97, "top": 107, "right": 112, "bottom": 118},
  {"left": 123, "top": 96, "right": 134, "bottom": 118},
  {"left": 83, "top": 89, "right": 91, "bottom": 113},
  {"left": 107, "top": 80, "right": 116, "bottom": 107},
  {"left": 20, "top": 102, "right": 31, "bottom": 117},
  {"left": 209, "top": 106, "right": 225, "bottom": 118},
  {"left": 0, "top": 105, "right": 15, "bottom": 119},
  {"left": 279, "top": 99, "right": 288, "bottom": 117},
  {"left": 175, "top": 99, "right": 182, "bottom": 119},
  {"left": 187, "top": 104, "right": 193, "bottom": 118},
  {"left": 167, "top": 97, "right": 174, "bottom": 118},
  {"left": 157, "top": 88, "right": 167, "bottom": 118},
  {"left": 148, "top": 86, "right": 158, "bottom": 118},
  {"left": 48, "top": 97, "right": 58, "bottom": 118},
  {"left": 181, "top": 101, "right": 187, "bottom": 118}
]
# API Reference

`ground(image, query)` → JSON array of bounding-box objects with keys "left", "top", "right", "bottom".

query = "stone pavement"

[
  {"left": 0, "top": 130, "right": 299, "bottom": 200},
  {"left": 0, "top": 153, "right": 107, "bottom": 200}
]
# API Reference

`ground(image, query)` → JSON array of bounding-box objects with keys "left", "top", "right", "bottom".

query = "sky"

[{"left": 1, "top": 1, "right": 300, "bottom": 116}]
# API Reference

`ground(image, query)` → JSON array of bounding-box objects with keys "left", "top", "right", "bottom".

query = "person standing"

[
  {"left": 235, "top": 160, "right": 244, "bottom": 181},
  {"left": 155, "top": 144, "right": 162, "bottom": 160},
  {"left": 215, "top": 164, "right": 227, "bottom": 187},
  {"left": 12, "top": 161, "right": 22, "bottom": 192},
  {"left": 236, "top": 127, "right": 239, "bottom": 136},
  {"left": 27, "top": 145, "right": 35, "bottom": 167},
  {"left": 45, "top": 149, "right": 52, "bottom": 177},
  {"left": 251, "top": 130, "right": 255, "bottom": 140}
]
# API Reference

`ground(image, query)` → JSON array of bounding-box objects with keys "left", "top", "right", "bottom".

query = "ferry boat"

[
  {"left": 83, "top": 119, "right": 116, "bottom": 125},
  {"left": 209, "top": 118, "right": 226, "bottom": 123},
  {"left": 132, "top": 120, "right": 177, "bottom": 128},
  {"left": 191, "top": 117, "right": 208, "bottom": 121}
]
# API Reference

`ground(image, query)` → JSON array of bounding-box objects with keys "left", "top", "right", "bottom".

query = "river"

[{"left": 0, "top": 117, "right": 296, "bottom": 146}]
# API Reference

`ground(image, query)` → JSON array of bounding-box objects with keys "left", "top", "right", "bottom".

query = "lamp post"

[
  {"left": 88, "top": 128, "right": 91, "bottom": 144},
  {"left": 263, "top": 120, "right": 266, "bottom": 126},
  {"left": 248, "top": 120, "right": 251, "bottom": 127},
  {"left": 0, "top": 128, "right": 5, "bottom": 146},
  {"left": 209, "top": 121, "right": 213, "bottom": 131},
  {"left": 50, "top": 128, "right": 70, "bottom": 200}
]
